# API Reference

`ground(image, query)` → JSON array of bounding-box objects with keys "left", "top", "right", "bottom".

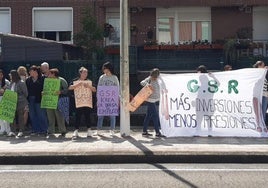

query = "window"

[
  {"left": 158, "top": 18, "right": 174, "bottom": 44},
  {"left": 0, "top": 8, "right": 11, "bottom": 34},
  {"left": 105, "top": 8, "right": 121, "bottom": 46},
  {"left": 253, "top": 6, "right": 268, "bottom": 41},
  {"left": 33, "top": 8, "right": 73, "bottom": 43},
  {"left": 59, "top": 31, "right": 72, "bottom": 41},
  {"left": 107, "top": 18, "right": 120, "bottom": 44},
  {"left": 157, "top": 7, "right": 211, "bottom": 44},
  {"left": 35, "top": 31, "right": 71, "bottom": 41},
  {"left": 179, "top": 21, "right": 210, "bottom": 42}
]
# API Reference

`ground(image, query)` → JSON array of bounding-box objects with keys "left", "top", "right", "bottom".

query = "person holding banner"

[
  {"left": 253, "top": 61, "right": 268, "bottom": 125},
  {"left": 26, "top": 65, "right": 48, "bottom": 135},
  {"left": 45, "top": 68, "right": 68, "bottom": 137},
  {"left": 0, "top": 69, "right": 11, "bottom": 135},
  {"left": 95, "top": 62, "right": 119, "bottom": 136},
  {"left": 140, "top": 68, "right": 165, "bottom": 138},
  {"left": 7, "top": 70, "right": 28, "bottom": 137},
  {"left": 196, "top": 65, "right": 208, "bottom": 73},
  {"left": 223, "top": 65, "right": 232, "bottom": 71},
  {"left": 69, "top": 67, "right": 96, "bottom": 138}
]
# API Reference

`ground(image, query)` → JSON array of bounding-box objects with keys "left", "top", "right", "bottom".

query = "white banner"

[{"left": 159, "top": 68, "right": 268, "bottom": 137}]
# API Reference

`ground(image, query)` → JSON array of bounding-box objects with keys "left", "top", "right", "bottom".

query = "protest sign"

[
  {"left": 74, "top": 80, "right": 92, "bottom": 108},
  {"left": 97, "top": 86, "right": 119, "bottom": 116},
  {"left": 128, "top": 85, "right": 153, "bottom": 112},
  {"left": 41, "top": 78, "right": 60, "bottom": 109},
  {"left": 159, "top": 68, "right": 268, "bottom": 137},
  {"left": 0, "top": 90, "right": 18, "bottom": 123}
]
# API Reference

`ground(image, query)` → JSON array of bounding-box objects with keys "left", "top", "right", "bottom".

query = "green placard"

[
  {"left": 41, "top": 78, "right": 60, "bottom": 109},
  {"left": 0, "top": 90, "right": 18, "bottom": 123}
]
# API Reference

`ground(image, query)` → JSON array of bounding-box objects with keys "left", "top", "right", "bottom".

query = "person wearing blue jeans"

[
  {"left": 141, "top": 68, "right": 164, "bottom": 138},
  {"left": 28, "top": 96, "right": 48, "bottom": 134},
  {"left": 97, "top": 116, "right": 116, "bottom": 131},
  {"left": 95, "top": 62, "right": 119, "bottom": 136},
  {"left": 143, "top": 102, "right": 160, "bottom": 135},
  {"left": 26, "top": 65, "right": 48, "bottom": 135}
]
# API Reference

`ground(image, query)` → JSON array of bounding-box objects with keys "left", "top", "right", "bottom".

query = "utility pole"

[{"left": 120, "top": 0, "right": 130, "bottom": 136}]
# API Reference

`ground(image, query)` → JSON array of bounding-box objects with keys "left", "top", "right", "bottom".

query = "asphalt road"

[{"left": 0, "top": 163, "right": 267, "bottom": 188}]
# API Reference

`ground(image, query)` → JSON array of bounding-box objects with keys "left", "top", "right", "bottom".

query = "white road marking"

[{"left": 0, "top": 168, "right": 268, "bottom": 173}]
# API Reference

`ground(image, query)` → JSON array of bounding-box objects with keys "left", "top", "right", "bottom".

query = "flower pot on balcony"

[
  {"left": 194, "top": 44, "right": 212, "bottom": 50},
  {"left": 211, "top": 44, "right": 223, "bottom": 50},
  {"left": 160, "top": 45, "right": 177, "bottom": 50},
  {"left": 177, "top": 44, "right": 194, "bottom": 50},
  {"left": 106, "top": 47, "right": 120, "bottom": 54},
  {"left": 144, "top": 45, "right": 159, "bottom": 50}
]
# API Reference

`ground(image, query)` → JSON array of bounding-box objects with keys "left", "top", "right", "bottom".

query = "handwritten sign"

[
  {"left": 97, "top": 86, "right": 119, "bottom": 116},
  {"left": 159, "top": 68, "right": 268, "bottom": 137},
  {"left": 128, "top": 85, "right": 153, "bottom": 112},
  {"left": 74, "top": 80, "right": 92, "bottom": 108},
  {"left": 41, "top": 78, "right": 60, "bottom": 109},
  {"left": 0, "top": 90, "right": 18, "bottom": 123}
]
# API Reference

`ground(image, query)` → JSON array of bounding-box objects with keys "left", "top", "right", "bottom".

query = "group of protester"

[
  {"left": 0, "top": 61, "right": 119, "bottom": 139},
  {"left": 0, "top": 60, "right": 267, "bottom": 139}
]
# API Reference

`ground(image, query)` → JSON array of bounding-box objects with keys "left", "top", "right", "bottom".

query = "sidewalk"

[{"left": 0, "top": 128, "right": 268, "bottom": 164}]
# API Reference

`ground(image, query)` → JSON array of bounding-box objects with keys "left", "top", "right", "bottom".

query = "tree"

[{"left": 73, "top": 7, "right": 103, "bottom": 60}]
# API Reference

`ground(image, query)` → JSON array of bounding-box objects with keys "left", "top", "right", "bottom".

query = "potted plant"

[
  {"left": 105, "top": 45, "right": 120, "bottom": 54},
  {"left": 177, "top": 42, "right": 194, "bottom": 50},
  {"left": 103, "top": 23, "right": 114, "bottom": 38},
  {"left": 194, "top": 40, "right": 211, "bottom": 50},
  {"left": 211, "top": 40, "right": 224, "bottom": 49},
  {"left": 144, "top": 40, "right": 159, "bottom": 50},
  {"left": 130, "top": 24, "right": 138, "bottom": 36},
  {"left": 160, "top": 43, "right": 177, "bottom": 50}
]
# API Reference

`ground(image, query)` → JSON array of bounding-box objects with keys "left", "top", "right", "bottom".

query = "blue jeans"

[
  {"left": 29, "top": 96, "right": 48, "bottom": 133},
  {"left": 143, "top": 102, "right": 160, "bottom": 134},
  {"left": 262, "top": 96, "right": 268, "bottom": 122},
  {"left": 97, "top": 116, "right": 116, "bottom": 130}
]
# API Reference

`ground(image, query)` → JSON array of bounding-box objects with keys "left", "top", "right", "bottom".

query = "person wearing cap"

[{"left": 140, "top": 68, "right": 165, "bottom": 138}]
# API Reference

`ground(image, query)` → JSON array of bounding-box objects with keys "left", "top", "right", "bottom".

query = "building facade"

[
  {"left": 1, "top": 0, "right": 268, "bottom": 74},
  {"left": 1, "top": 1, "right": 268, "bottom": 45}
]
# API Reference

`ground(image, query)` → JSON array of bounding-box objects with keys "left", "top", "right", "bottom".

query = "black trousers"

[{"left": 75, "top": 107, "right": 91, "bottom": 129}]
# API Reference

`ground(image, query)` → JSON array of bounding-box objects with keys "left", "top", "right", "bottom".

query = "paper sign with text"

[
  {"left": 0, "top": 90, "right": 18, "bottom": 123},
  {"left": 74, "top": 80, "right": 93, "bottom": 108},
  {"left": 41, "top": 78, "right": 60, "bottom": 109},
  {"left": 97, "top": 86, "right": 119, "bottom": 116},
  {"left": 159, "top": 68, "right": 268, "bottom": 137}
]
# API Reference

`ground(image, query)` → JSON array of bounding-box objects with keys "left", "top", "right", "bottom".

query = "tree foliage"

[{"left": 73, "top": 7, "right": 103, "bottom": 60}]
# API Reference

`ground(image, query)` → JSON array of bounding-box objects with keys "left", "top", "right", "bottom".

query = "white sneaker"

[
  {"left": 7, "top": 132, "right": 16, "bottom": 137},
  {"left": 93, "top": 130, "right": 99, "bottom": 136},
  {"left": 110, "top": 130, "right": 115, "bottom": 136},
  {"left": 73, "top": 129, "right": 79, "bottom": 137},
  {"left": 17, "top": 132, "right": 23, "bottom": 137},
  {"left": 87, "top": 129, "right": 92, "bottom": 137}
]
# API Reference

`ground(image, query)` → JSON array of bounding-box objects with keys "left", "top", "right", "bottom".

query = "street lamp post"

[{"left": 120, "top": 0, "right": 130, "bottom": 136}]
